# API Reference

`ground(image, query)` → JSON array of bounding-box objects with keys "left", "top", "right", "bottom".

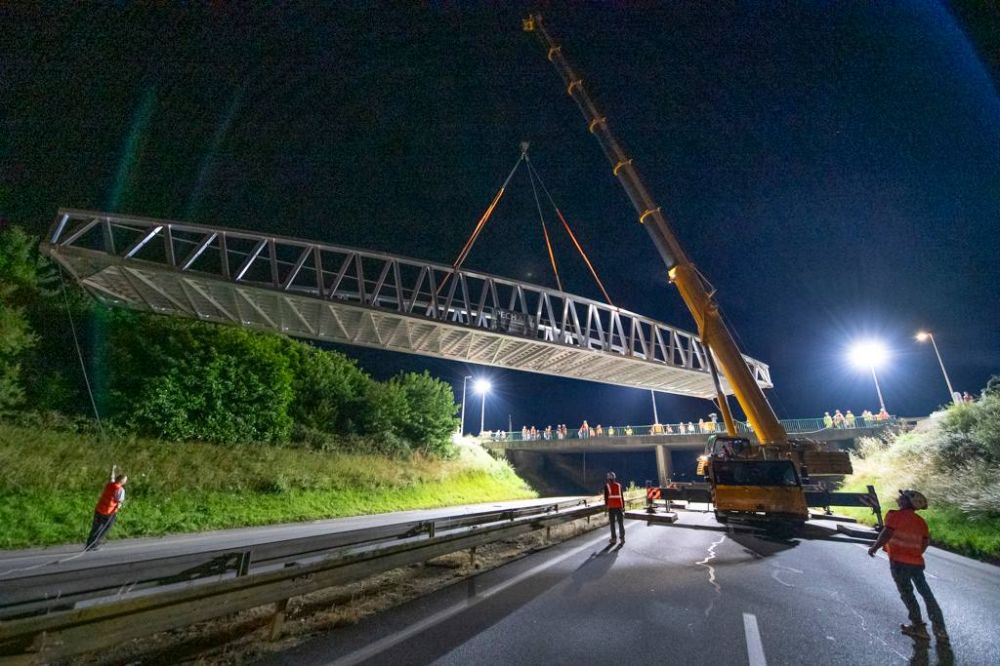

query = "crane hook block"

[
  {"left": 520, "top": 141, "right": 530, "bottom": 155},
  {"left": 522, "top": 16, "right": 536, "bottom": 32}
]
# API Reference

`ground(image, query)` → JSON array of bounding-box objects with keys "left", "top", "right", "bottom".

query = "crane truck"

[{"left": 524, "top": 15, "right": 876, "bottom": 526}]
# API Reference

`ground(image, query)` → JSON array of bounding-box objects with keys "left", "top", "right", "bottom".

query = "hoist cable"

[
  {"left": 526, "top": 158, "right": 615, "bottom": 306},
  {"left": 449, "top": 152, "right": 525, "bottom": 273},
  {"left": 525, "top": 155, "right": 563, "bottom": 292}
]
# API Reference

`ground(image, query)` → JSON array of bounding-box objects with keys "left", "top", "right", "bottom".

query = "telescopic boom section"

[{"left": 524, "top": 14, "right": 788, "bottom": 445}]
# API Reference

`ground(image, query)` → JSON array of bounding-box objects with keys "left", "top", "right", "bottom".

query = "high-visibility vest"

[
  {"left": 605, "top": 481, "right": 624, "bottom": 509},
  {"left": 95, "top": 482, "right": 123, "bottom": 516}
]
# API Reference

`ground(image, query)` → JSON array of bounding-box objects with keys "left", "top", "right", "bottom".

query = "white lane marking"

[
  {"left": 743, "top": 612, "right": 768, "bottom": 666},
  {"left": 326, "top": 524, "right": 630, "bottom": 666}
]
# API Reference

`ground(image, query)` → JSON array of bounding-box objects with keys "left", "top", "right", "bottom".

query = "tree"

[
  {"left": 391, "top": 371, "right": 458, "bottom": 455},
  {"left": 107, "top": 313, "right": 294, "bottom": 443},
  {"left": 359, "top": 379, "right": 412, "bottom": 455},
  {"left": 0, "top": 227, "right": 42, "bottom": 409},
  {"left": 282, "top": 342, "right": 371, "bottom": 433}
]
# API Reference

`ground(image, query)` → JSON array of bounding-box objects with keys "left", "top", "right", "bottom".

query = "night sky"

[{"left": 3, "top": 2, "right": 998, "bottom": 433}]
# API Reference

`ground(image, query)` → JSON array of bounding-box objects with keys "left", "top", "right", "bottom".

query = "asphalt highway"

[
  {"left": 0, "top": 497, "right": 584, "bottom": 581},
  {"left": 260, "top": 511, "right": 1000, "bottom": 666}
]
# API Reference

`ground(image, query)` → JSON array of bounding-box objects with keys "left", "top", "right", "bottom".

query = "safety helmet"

[
  {"left": 899, "top": 489, "right": 928, "bottom": 510},
  {"left": 606, "top": 471, "right": 616, "bottom": 480}
]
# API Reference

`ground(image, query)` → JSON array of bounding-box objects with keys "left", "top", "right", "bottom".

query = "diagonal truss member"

[{"left": 42, "top": 209, "right": 773, "bottom": 398}]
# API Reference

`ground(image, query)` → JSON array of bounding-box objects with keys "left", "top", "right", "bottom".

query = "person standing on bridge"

[
  {"left": 603, "top": 472, "right": 625, "bottom": 545},
  {"left": 85, "top": 472, "right": 127, "bottom": 551},
  {"left": 868, "top": 489, "right": 949, "bottom": 644},
  {"left": 823, "top": 411, "right": 834, "bottom": 428}
]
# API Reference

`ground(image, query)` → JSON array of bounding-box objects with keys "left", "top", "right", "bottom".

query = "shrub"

[
  {"left": 358, "top": 380, "right": 412, "bottom": 454},
  {"left": 850, "top": 385, "right": 1000, "bottom": 521},
  {"left": 391, "top": 370, "right": 458, "bottom": 456},
  {"left": 106, "top": 313, "right": 294, "bottom": 443},
  {"left": 282, "top": 342, "right": 370, "bottom": 434},
  {"left": 939, "top": 393, "right": 1000, "bottom": 467}
]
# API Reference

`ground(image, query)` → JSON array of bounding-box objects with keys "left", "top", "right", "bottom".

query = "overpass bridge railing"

[{"left": 482, "top": 416, "right": 898, "bottom": 442}]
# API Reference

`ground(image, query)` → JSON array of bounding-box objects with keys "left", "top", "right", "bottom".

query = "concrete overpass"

[{"left": 481, "top": 418, "right": 901, "bottom": 485}]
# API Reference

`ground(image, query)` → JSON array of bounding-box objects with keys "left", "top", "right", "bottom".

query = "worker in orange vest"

[
  {"left": 603, "top": 471, "right": 625, "bottom": 545},
  {"left": 85, "top": 473, "right": 128, "bottom": 551},
  {"left": 868, "top": 489, "right": 949, "bottom": 643}
]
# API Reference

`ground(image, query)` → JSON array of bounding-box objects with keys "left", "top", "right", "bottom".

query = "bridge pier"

[{"left": 655, "top": 445, "right": 672, "bottom": 486}]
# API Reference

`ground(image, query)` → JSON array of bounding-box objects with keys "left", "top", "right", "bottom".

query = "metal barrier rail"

[
  {"left": 0, "top": 498, "right": 590, "bottom": 621},
  {"left": 0, "top": 498, "right": 615, "bottom": 662}
]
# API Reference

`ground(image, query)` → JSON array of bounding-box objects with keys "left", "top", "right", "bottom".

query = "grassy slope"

[
  {"left": 841, "top": 428, "right": 1000, "bottom": 561},
  {"left": 0, "top": 424, "right": 536, "bottom": 549}
]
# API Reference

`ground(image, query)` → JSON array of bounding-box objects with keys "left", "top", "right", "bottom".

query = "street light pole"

[
  {"left": 650, "top": 389, "right": 659, "bottom": 423},
  {"left": 850, "top": 340, "right": 889, "bottom": 414},
  {"left": 480, "top": 390, "right": 487, "bottom": 435},
  {"left": 460, "top": 375, "right": 472, "bottom": 435},
  {"left": 916, "top": 332, "right": 958, "bottom": 404},
  {"left": 472, "top": 378, "right": 492, "bottom": 436},
  {"left": 870, "top": 365, "right": 886, "bottom": 414}
]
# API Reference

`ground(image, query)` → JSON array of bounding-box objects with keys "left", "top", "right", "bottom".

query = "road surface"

[{"left": 262, "top": 511, "right": 999, "bottom": 666}]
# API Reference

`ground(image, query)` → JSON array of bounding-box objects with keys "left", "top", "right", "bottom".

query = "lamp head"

[
  {"left": 915, "top": 331, "right": 930, "bottom": 342},
  {"left": 849, "top": 340, "right": 888, "bottom": 369},
  {"left": 474, "top": 379, "right": 492, "bottom": 394}
]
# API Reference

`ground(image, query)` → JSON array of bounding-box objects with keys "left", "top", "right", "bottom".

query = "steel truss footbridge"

[{"left": 42, "top": 209, "right": 773, "bottom": 398}]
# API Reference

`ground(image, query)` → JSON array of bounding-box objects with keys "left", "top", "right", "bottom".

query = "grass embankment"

[
  {"left": 841, "top": 398, "right": 1000, "bottom": 562},
  {"left": 0, "top": 424, "right": 536, "bottom": 549}
]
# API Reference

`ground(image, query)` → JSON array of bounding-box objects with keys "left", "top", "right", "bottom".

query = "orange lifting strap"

[
  {"left": 450, "top": 152, "right": 525, "bottom": 273},
  {"left": 525, "top": 157, "right": 615, "bottom": 306}
]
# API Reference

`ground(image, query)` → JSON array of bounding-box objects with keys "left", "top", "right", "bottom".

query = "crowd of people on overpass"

[
  {"left": 487, "top": 414, "right": 731, "bottom": 441},
  {"left": 823, "top": 408, "right": 891, "bottom": 429},
  {"left": 482, "top": 408, "right": 903, "bottom": 442}
]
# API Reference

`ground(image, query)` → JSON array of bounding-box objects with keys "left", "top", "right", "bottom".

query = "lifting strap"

[
  {"left": 449, "top": 152, "right": 525, "bottom": 274},
  {"left": 525, "top": 154, "right": 563, "bottom": 292},
  {"left": 526, "top": 158, "right": 614, "bottom": 306}
]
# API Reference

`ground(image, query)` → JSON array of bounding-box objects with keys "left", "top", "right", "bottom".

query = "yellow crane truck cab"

[{"left": 699, "top": 436, "right": 810, "bottom": 524}]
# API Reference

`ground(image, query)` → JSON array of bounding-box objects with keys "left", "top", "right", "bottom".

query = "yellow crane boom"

[{"left": 523, "top": 14, "right": 787, "bottom": 445}]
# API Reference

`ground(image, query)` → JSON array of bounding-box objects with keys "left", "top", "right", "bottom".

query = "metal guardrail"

[
  {"left": 0, "top": 499, "right": 590, "bottom": 621},
  {"left": 0, "top": 497, "right": 621, "bottom": 662},
  {"left": 486, "top": 417, "right": 899, "bottom": 442}
]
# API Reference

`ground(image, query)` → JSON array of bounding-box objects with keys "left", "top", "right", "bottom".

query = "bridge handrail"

[
  {"left": 481, "top": 416, "right": 898, "bottom": 441},
  {"left": 44, "top": 209, "right": 772, "bottom": 391}
]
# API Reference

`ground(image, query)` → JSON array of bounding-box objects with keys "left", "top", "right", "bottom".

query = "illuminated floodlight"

[
  {"left": 474, "top": 378, "right": 492, "bottom": 394},
  {"left": 849, "top": 340, "right": 888, "bottom": 370},
  {"left": 915, "top": 331, "right": 930, "bottom": 342}
]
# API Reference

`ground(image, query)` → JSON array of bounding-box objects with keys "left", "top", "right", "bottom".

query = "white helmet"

[
  {"left": 899, "top": 489, "right": 928, "bottom": 510},
  {"left": 606, "top": 471, "right": 616, "bottom": 480}
]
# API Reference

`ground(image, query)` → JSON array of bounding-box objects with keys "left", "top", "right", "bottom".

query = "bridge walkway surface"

[
  {"left": 260, "top": 511, "right": 1000, "bottom": 666},
  {"left": 42, "top": 209, "right": 773, "bottom": 399}
]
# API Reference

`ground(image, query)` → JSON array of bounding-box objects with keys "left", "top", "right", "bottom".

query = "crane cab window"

[{"left": 712, "top": 461, "right": 800, "bottom": 487}]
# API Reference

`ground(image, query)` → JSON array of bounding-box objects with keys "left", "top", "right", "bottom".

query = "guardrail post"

[
  {"left": 469, "top": 546, "right": 477, "bottom": 568},
  {"left": 545, "top": 526, "right": 551, "bottom": 542},
  {"left": 269, "top": 599, "right": 289, "bottom": 640},
  {"left": 237, "top": 550, "right": 252, "bottom": 577},
  {"left": 867, "top": 484, "right": 884, "bottom": 529},
  {"left": 427, "top": 522, "right": 435, "bottom": 539}
]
